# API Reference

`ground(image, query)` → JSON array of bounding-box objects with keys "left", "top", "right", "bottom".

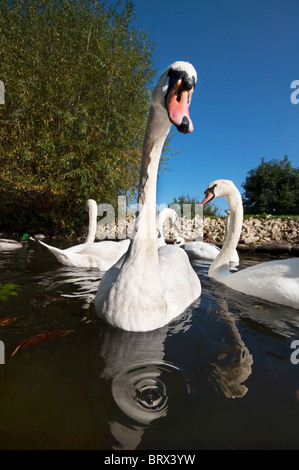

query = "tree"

[
  {"left": 242, "top": 156, "right": 299, "bottom": 215},
  {"left": 0, "top": 0, "right": 159, "bottom": 235},
  {"left": 170, "top": 194, "right": 221, "bottom": 218}
]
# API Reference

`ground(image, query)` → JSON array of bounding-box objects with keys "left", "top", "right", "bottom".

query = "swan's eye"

[{"left": 206, "top": 184, "right": 217, "bottom": 197}]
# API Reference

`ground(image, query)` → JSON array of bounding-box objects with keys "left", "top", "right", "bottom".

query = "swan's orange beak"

[
  {"left": 200, "top": 190, "right": 215, "bottom": 206},
  {"left": 166, "top": 79, "right": 194, "bottom": 134}
]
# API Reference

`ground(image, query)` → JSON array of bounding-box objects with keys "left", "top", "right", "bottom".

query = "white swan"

[
  {"left": 83, "top": 199, "right": 98, "bottom": 243},
  {"left": 157, "top": 208, "right": 181, "bottom": 247},
  {"left": 0, "top": 233, "right": 33, "bottom": 251},
  {"left": 95, "top": 61, "right": 201, "bottom": 332},
  {"left": 182, "top": 210, "right": 240, "bottom": 263},
  {"left": 201, "top": 179, "right": 299, "bottom": 310},
  {"left": 38, "top": 199, "right": 131, "bottom": 270},
  {"left": 182, "top": 240, "right": 224, "bottom": 261}
]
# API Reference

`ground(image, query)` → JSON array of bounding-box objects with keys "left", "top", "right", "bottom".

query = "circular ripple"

[{"left": 111, "top": 361, "right": 189, "bottom": 425}]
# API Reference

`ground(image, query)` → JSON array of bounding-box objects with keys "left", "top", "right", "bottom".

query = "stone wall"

[
  {"left": 201, "top": 215, "right": 299, "bottom": 246},
  {"left": 188, "top": 215, "right": 299, "bottom": 255},
  {"left": 94, "top": 214, "right": 299, "bottom": 255}
]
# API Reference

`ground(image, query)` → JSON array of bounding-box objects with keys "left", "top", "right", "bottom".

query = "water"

[{"left": 0, "top": 238, "right": 299, "bottom": 450}]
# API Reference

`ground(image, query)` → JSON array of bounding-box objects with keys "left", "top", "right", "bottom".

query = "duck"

[
  {"left": 37, "top": 199, "right": 131, "bottom": 270},
  {"left": 200, "top": 179, "right": 299, "bottom": 310},
  {"left": 94, "top": 61, "right": 201, "bottom": 332},
  {"left": 0, "top": 233, "right": 33, "bottom": 251}
]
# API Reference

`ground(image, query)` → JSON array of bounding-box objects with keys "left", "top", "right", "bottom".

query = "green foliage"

[
  {"left": 203, "top": 202, "right": 221, "bottom": 217},
  {"left": 0, "top": 283, "right": 20, "bottom": 301},
  {"left": 242, "top": 156, "right": 299, "bottom": 215},
  {"left": 0, "top": 0, "right": 161, "bottom": 235},
  {"left": 170, "top": 194, "right": 221, "bottom": 219}
]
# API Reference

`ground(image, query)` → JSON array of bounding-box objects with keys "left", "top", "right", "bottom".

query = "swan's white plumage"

[
  {"left": 38, "top": 238, "right": 130, "bottom": 270},
  {"left": 157, "top": 208, "right": 180, "bottom": 247},
  {"left": 182, "top": 241, "right": 221, "bottom": 261},
  {"left": 182, "top": 240, "right": 239, "bottom": 263},
  {"left": 38, "top": 199, "right": 131, "bottom": 270},
  {"left": 224, "top": 257, "right": 299, "bottom": 309},
  {"left": 95, "top": 61, "right": 201, "bottom": 332},
  {"left": 38, "top": 204, "right": 179, "bottom": 271},
  {"left": 203, "top": 179, "right": 299, "bottom": 310},
  {"left": 182, "top": 211, "right": 239, "bottom": 263}
]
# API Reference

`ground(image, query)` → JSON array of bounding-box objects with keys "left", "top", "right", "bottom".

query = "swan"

[
  {"left": 182, "top": 210, "right": 240, "bottom": 263},
  {"left": 200, "top": 179, "right": 299, "bottom": 310},
  {"left": 38, "top": 199, "right": 131, "bottom": 270},
  {"left": 157, "top": 208, "right": 181, "bottom": 247},
  {"left": 83, "top": 199, "right": 98, "bottom": 243},
  {"left": 182, "top": 239, "right": 224, "bottom": 261},
  {"left": 95, "top": 61, "right": 201, "bottom": 332},
  {"left": 0, "top": 233, "right": 33, "bottom": 251}
]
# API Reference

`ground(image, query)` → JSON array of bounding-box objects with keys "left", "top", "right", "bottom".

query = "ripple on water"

[{"left": 111, "top": 360, "right": 190, "bottom": 426}]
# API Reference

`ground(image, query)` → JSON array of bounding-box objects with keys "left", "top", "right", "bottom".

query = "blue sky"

[{"left": 132, "top": 0, "right": 299, "bottom": 214}]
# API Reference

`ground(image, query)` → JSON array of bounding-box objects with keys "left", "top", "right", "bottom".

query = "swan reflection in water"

[
  {"left": 208, "top": 299, "right": 253, "bottom": 399},
  {"left": 35, "top": 259, "right": 254, "bottom": 449},
  {"left": 96, "top": 298, "right": 253, "bottom": 450}
]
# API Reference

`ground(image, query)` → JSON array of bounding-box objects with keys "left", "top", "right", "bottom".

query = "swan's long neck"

[
  {"left": 157, "top": 209, "right": 177, "bottom": 246},
  {"left": 85, "top": 201, "right": 98, "bottom": 243},
  {"left": 209, "top": 188, "right": 243, "bottom": 279},
  {"left": 112, "top": 103, "right": 171, "bottom": 312},
  {"left": 134, "top": 105, "right": 171, "bottom": 242}
]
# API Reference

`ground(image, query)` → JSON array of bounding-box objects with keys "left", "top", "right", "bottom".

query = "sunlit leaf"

[
  {"left": 0, "top": 317, "right": 17, "bottom": 326},
  {"left": 254, "top": 305, "right": 268, "bottom": 312},
  {"left": 11, "top": 329, "right": 74, "bottom": 356},
  {"left": 0, "top": 283, "right": 20, "bottom": 301}
]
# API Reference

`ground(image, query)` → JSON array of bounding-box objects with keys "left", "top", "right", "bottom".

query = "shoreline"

[{"left": 2, "top": 214, "right": 298, "bottom": 257}]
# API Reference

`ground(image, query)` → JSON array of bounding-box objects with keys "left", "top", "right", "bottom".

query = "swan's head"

[
  {"left": 151, "top": 61, "right": 197, "bottom": 134},
  {"left": 157, "top": 207, "right": 180, "bottom": 240},
  {"left": 158, "top": 207, "right": 179, "bottom": 224},
  {"left": 85, "top": 199, "right": 97, "bottom": 212},
  {"left": 174, "top": 236, "right": 185, "bottom": 246},
  {"left": 200, "top": 179, "right": 239, "bottom": 205}
]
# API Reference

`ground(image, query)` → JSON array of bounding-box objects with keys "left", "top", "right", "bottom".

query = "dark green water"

[{"left": 0, "top": 238, "right": 299, "bottom": 450}]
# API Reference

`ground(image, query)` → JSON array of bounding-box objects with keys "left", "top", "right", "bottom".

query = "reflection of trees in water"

[{"left": 97, "top": 298, "right": 253, "bottom": 450}]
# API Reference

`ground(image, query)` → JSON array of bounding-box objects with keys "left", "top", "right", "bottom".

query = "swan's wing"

[
  {"left": 227, "top": 258, "right": 299, "bottom": 310},
  {"left": 158, "top": 244, "right": 201, "bottom": 314},
  {"left": 73, "top": 241, "right": 129, "bottom": 268},
  {"left": 38, "top": 239, "right": 129, "bottom": 269},
  {"left": 37, "top": 240, "right": 103, "bottom": 268},
  {"left": 183, "top": 241, "right": 220, "bottom": 260},
  {"left": 95, "top": 254, "right": 125, "bottom": 302}
]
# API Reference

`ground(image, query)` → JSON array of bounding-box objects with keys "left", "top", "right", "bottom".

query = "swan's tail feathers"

[{"left": 37, "top": 240, "right": 69, "bottom": 261}]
